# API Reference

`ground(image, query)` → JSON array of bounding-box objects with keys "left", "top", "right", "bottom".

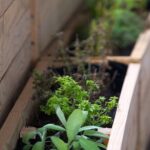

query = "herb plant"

[
  {"left": 115, "top": 0, "right": 147, "bottom": 10},
  {"left": 41, "top": 76, "right": 118, "bottom": 126},
  {"left": 22, "top": 107, "right": 108, "bottom": 150},
  {"left": 111, "top": 9, "right": 144, "bottom": 50}
]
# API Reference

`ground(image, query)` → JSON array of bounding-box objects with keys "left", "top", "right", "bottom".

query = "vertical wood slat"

[
  {"left": 0, "top": 0, "right": 14, "bottom": 17},
  {"left": 30, "top": 0, "right": 40, "bottom": 64},
  {"left": 0, "top": 0, "right": 31, "bottom": 126},
  {"left": 107, "top": 64, "right": 141, "bottom": 150},
  {"left": 0, "top": 38, "right": 31, "bottom": 126},
  {"left": 108, "top": 30, "right": 150, "bottom": 150},
  {"left": 30, "top": 0, "right": 83, "bottom": 64},
  {"left": 0, "top": 0, "right": 31, "bottom": 80}
]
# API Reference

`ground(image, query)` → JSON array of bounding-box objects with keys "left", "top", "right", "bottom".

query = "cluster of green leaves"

[
  {"left": 41, "top": 76, "right": 118, "bottom": 126},
  {"left": 111, "top": 9, "right": 144, "bottom": 50},
  {"left": 22, "top": 107, "right": 108, "bottom": 150},
  {"left": 32, "top": 70, "right": 59, "bottom": 103},
  {"left": 85, "top": 0, "right": 113, "bottom": 18},
  {"left": 115, "top": 0, "right": 147, "bottom": 10},
  {"left": 83, "top": 0, "right": 145, "bottom": 54}
]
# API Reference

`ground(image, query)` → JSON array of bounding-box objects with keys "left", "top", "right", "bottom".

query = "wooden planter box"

[
  {"left": 108, "top": 30, "right": 150, "bottom": 150},
  {"left": 0, "top": 28, "right": 150, "bottom": 150}
]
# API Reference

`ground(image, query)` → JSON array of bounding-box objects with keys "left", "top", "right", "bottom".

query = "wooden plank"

[
  {"left": 0, "top": 38, "right": 31, "bottom": 126},
  {"left": 137, "top": 36, "right": 150, "bottom": 150},
  {"left": 36, "top": 0, "right": 83, "bottom": 52},
  {"left": 30, "top": 0, "right": 40, "bottom": 64},
  {"left": 131, "top": 30, "right": 150, "bottom": 60},
  {"left": 108, "top": 31, "right": 150, "bottom": 150},
  {"left": 107, "top": 64, "right": 141, "bottom": 150},
  {"left": 0, "top": 0, "right": 14, "bottom": 16},
  {"left": 0, "top": 17, "right": 3, "bottom": 74},
  {"left": 0, "top": 0, "right": 30, "bottom": 80},
  {"left": 103, "top": 29, "right": 150, "bottom": 65}
]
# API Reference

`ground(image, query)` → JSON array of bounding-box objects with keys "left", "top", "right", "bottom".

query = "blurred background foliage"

[{"left": 76, "top": 0, "right": 147, "bottom": 55}]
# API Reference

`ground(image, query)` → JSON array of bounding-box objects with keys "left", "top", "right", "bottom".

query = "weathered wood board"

[
  {"left": 0, "top": 0, "right": 30, "bottom": 80},
  {"left": 0, "top": 0, "right": 14, "bottom": 16},
  {"left": 0, "top": 0, "right": 31, "bottom": 126},
  {"left": 107, "top": 30, "right": 150, "bottom": 150},
  {"left": 33, "top": 0, "right": 83, "bottom": 53},
  {"left": 0, "top": 38, "right": 31, "bottom": 126},
  {"left": 107, "top": 64, "right": 141, "bottom": 150}
]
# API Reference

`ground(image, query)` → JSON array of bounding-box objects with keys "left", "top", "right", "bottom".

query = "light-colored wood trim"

[
  {"left": 107, "top": 64, "right": 141, "bottom": 150},
  {"left": 131, "top": 30, "right": 150, "bottom": 59}
]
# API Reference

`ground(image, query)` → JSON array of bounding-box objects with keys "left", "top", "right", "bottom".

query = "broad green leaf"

[
  {"left": 82, "top": 111, "right": 88, "bottom": 123},
  {"left": 38, "top": 124, "right": 65, "bottom": 133},
  {"left": 72, "top": 141, "right": 81, "bottom": 150},
  {"left": 56, "top": 106, "right": 67, "bottom": 127},
  {"left": 84, "top": 130, "right": 109, "bottom": 139},
  {"left": 97, "top": 143, "right": 107, "bottom": 149},
  {"left": 32, "top": 141, "right": 44, "bottom": 150},
  {"left": 23, "top": 145, "right": 32, "bottom": 150},
  {"left": 79, "top": 137, "right": 99, "bottom": 150},
  {"left": 22, "top": 131, "right": 37, "bottom": 144},
  {"left": 66, "top": 109, "right": 88, "bottom": 143},
  {"left": 79, "top": 126, "right": 99, "bottom": 132},
  {"left": 51, "top": 136, "right": 68, "bottom": 150}
]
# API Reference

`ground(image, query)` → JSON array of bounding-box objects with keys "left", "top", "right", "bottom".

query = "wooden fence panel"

[
  {"left": 0, "top": 38, "right": 31, "bottom": 126},
  {"left": 108, "top": 30, "right": 150, "bottom": 150},
  {"left": 138, "top": 30, "right": 150, "bottom": 150},
  {"left": 34, "top": 0, "right": 83, "bottom": 52},
  {"left": 0, "top": 0, "right": 30, "bottom": 80},
  {"left": 0, "top": 0, "right": 14, "bottom": 16},
  {"left": 107, "top": 64, "right": 141, "bottom": 150}
]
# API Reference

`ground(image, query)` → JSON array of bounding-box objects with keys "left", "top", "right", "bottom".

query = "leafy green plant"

[
  {"left": 115, "top": 0, "right": 146, "bottom": 10},
  {"left": 85, "top": 0, "right": 113, "bottom": 19},
  {"left": 83, "top": 0, "right": 145, "bottom": 55},
  {"left": 41, "top": 76, "right": 118, "bottom": 126},
  {"left": 32, "top": 70, "right": 59, "bottom": 103},
  {"left": 111, "top": 9, "right": 144, "bottom": 50},
  {"left": 22, "top": 107, "right": 108, "bottom": 150}
]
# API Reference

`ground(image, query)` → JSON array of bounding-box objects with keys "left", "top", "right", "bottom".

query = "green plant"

[
  {"left": 85, "top": 0, "right": 113, "bottom": 19},
  {"left": 22, "top": 107, "right": 108, "bottom": 150},
  {"left": 41, "top": 76, "right": 118, "bottom": 126},
  {"left": 32, "top": 70, "right": 58, "bottom": 103},
  {"left": 111, "top": 9, "right": 144, "bottom": 50},
  {"left": 115, "top": 0, "right": 146, "bottom": 10},
  {"left": 41, "top": 76, "right": 89, "bottom": 116}
]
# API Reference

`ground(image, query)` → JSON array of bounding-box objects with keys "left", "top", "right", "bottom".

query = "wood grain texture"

[
  {"left": 137, "top": 33, "right": 150, "bottom": 149},
  {"left": 131, "top": 30, "right": 150, "bottom": 60},
  {"left": 0, "top": 0, "right": 14, "bottom": 16},
  {"left": 0, "top": 0, "right": 31, "bottom": 80},
  {"left": 0, "top": 38, "right": 31, "bottom": 127},
  {"left": 108, "top": 30, "right": 150, "bottom": 150},
  {"left": 36, "top": 0, "right": 83, "bottom": 52},
  {"left": 107, "top": 64, "right": 141, "bottom": 150}
]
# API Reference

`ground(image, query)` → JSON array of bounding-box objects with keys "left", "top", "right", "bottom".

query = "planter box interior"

[
  {"left": 0, "top": 2, "right": 150, "bottom": 150},
  {"left": 0, "top": 25, "right": 150, "bottom": 150}
]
